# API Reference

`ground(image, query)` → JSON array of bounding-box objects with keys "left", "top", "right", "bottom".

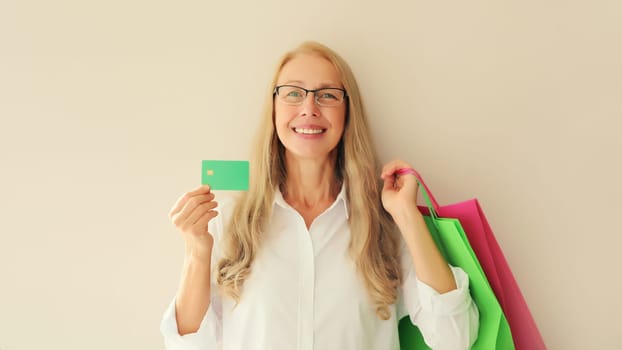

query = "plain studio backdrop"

[{"left": 1, "top": 1, "right": 620, "bottom": 349}]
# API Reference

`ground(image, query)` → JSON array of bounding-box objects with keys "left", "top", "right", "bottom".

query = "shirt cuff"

[
  {"left": 415, "top": 265, "right": 473, "bottom": 316},
  {"left": 160, "top": 299, "right": 217, "bottom": 350}
]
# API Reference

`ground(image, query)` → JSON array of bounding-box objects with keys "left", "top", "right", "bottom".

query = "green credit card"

[{"left": 201, "top": 160, "right": 249, "bottom": 191}]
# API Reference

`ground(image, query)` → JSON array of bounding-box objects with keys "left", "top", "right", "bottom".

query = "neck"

[{"left": 282, "top": 151, "right": 341, "bottom": 208}]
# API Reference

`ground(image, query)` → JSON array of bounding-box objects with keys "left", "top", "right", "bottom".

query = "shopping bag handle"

[{"left": 394, "top": 168, "right": 441, "bottom": 215}]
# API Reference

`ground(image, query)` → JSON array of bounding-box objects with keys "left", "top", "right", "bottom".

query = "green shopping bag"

[{"left": 398, "top": 179, "right": 514, "bottom": 349}]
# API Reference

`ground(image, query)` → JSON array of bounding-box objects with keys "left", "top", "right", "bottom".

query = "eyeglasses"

[{"left": 273, "top": 85, "right": 348, "bottom": 107}]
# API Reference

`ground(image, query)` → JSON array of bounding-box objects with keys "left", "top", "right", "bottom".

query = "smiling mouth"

[{"left": 293, "top": 127, "right": 326, "bottom": 135}]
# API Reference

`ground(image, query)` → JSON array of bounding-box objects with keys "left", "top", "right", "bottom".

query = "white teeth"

[{"left": 294, "top": 128, "right": 325, "bottom": 135}]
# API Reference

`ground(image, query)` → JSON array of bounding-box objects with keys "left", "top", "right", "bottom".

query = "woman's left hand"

[{"left": 380, "top": 159, "right": 421, "bottom": 224}]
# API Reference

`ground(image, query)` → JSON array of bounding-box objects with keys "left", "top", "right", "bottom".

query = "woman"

[{"left": 161, "top": 41, "right": 479, "bottom": 350}]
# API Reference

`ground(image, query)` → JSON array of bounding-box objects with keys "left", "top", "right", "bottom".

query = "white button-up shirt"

[{"left": 161, "top": 186, "right": 479, "bottom": 350}]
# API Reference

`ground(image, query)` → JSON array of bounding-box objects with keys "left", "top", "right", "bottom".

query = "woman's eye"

[
  {"left": 320, "top": 92, "right": 337, "bottom": 100},
  {"left": 287, "top": 91, "right": 302, "bottom": 97}
]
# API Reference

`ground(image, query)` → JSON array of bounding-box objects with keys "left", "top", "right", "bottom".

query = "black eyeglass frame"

[{"left": 273, "top": 85, "right": 349, "bottom": 105}]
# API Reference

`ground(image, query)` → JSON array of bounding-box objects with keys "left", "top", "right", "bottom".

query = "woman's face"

[{"left": 274, "top": 54, "right": 346, "bottom": 162}]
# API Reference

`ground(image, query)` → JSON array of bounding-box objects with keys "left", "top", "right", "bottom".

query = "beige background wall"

[{"left": 1, "top": 1, "right": 620, "bottom": 349}]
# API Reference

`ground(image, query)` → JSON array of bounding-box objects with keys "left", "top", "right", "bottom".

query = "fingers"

[
  {"left": 185, "top": 199, "right": 219, "bottom": 227},
  {"left": 169, "top": 185, "right": 212, "bottom": 219},
  {"left": 380, "top": 159, "right": 414, "bottom": 179},
  {"left": 380, "top": 159, "right": 421, "bottom": 194},
  {"left": 382, "top": 174, "right": 396, "bottom": 192},
  {"left": 193, "top": 209, "right": 219, "bottom": 230},
  {"left": 171, "top": 193, "right": 215, "bottom": 226}
]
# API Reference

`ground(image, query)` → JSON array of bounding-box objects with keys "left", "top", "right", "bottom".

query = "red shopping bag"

[{"left": 409, "top": 169, "right": 547, "bottom": 350}]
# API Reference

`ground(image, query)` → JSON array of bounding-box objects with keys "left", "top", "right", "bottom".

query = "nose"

[{"left": 300, "top": 92, "right": 320, "bottom": 117}]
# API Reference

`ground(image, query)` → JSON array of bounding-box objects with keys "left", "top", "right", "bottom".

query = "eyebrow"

[{"left": 279, "top": 80, "right": 343, "bottom": 89}]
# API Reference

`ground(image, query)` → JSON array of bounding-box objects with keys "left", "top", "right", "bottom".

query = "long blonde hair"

[{"left": 216, "top": 41, "right": 401, "bottom": 320}]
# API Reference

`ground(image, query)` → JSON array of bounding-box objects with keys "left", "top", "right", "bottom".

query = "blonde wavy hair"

[{"left": 216, "top": 41, "right": 401, "bottom": 320}]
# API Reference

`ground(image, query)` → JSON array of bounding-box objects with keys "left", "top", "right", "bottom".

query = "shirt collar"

[{"left": 273, "top": 183, "right": 350, "bottom": 220}]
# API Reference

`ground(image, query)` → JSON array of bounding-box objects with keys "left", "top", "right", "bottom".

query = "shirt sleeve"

[
  {"left": 160, "top": 296, "right": 222, "bottom": 350},
  {"left": 160, "top": 195, "right": 232, "bottom": 350},
  {"left": 397, "top": 240, "right": 480, "bottom": 350}
]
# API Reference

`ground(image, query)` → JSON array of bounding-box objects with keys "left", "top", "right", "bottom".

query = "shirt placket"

[{"left": 297, "top": 218, "right": 315, "bottom": 350}]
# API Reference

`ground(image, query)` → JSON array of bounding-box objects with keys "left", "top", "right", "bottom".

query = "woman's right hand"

[{"left": 168, "top": 184, "right": 219, "bottom": 263}]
